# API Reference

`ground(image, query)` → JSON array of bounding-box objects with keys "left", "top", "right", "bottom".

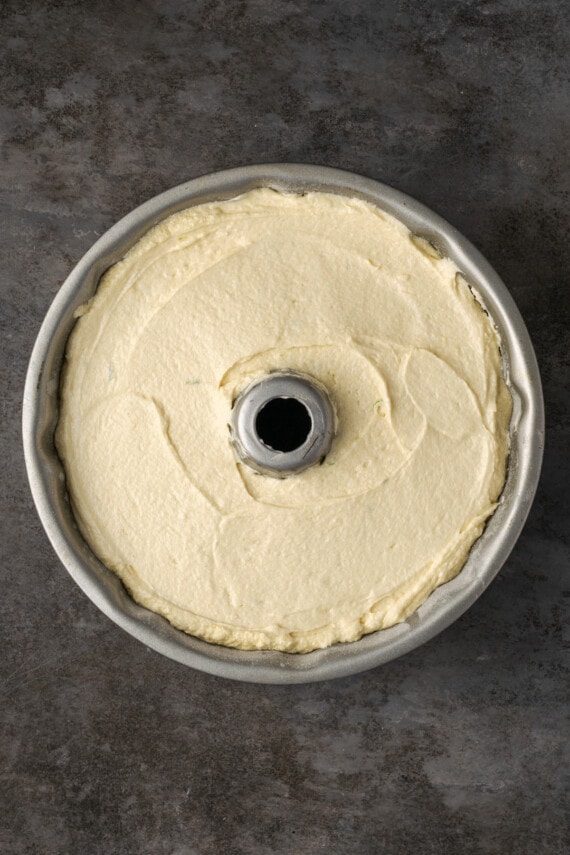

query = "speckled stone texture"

[{"left": 1, "top": 1, "right": 568, "bottom": 853}]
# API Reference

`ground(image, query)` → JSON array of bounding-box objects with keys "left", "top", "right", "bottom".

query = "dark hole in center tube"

[{"left": 255, "top": 397, "right": 312, "bottom": 453}]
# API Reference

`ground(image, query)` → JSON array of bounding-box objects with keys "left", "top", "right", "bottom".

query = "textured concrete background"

[{"left": 1, "top": 1, "right": 569, "bottom": 853}]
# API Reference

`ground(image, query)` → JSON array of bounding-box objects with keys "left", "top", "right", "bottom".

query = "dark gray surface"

[{"left": 1, "top": 1, "right": 568, "bottom": 852}]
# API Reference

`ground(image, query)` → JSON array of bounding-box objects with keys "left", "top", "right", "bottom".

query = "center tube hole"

[{"left": 255, "top": 397, "right": 312, "bottom": 453}]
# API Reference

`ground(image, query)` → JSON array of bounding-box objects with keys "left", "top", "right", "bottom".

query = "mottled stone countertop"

[{"left": 1, "top": 2, "right": 568, "bottom": 853}]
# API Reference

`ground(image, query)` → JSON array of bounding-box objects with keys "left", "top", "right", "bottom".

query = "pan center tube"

[{"left": 229, "top": 371, "right": 335, "bottom": 477}]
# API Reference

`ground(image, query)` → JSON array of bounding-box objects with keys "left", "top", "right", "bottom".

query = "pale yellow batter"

[{"left": 56, "top": 189, "right": 511, "bottom": 652}]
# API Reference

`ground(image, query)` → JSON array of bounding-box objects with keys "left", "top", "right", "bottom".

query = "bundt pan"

[{"left": 22, "top": 165, "right": 544, "bottom": 683}]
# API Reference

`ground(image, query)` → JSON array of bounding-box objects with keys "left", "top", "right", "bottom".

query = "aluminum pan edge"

[{"left": 23, "top": 164, "right": 544, "bottom": 684}]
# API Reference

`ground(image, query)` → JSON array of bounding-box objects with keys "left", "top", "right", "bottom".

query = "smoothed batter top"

[{"left": 56, "top": 189, "right": 511, "bottom": 652}]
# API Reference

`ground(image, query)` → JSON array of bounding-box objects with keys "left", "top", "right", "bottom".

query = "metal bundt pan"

[{"left": 23, "top": 165, "right": 544, "bottom": 683}]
